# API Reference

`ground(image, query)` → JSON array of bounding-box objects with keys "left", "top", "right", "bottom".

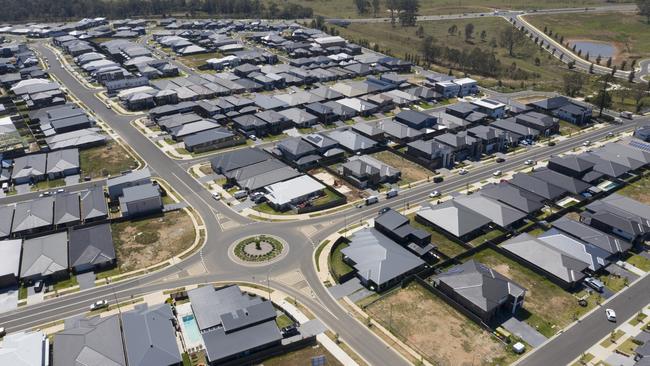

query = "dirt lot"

[
  {"left": 111, "top": 210, "right": 196, "bottom": 272},
  {"left": 468, "top": 248, "right": 595, "bottom": 337},
  {"left": 311, "top": 168, "right": 366, "bottom": 201},
  {"left": 617, "top": 175, "right": 650, "bottom": 205},
  {"left": 367, "top": 283, "right": 514, "bottom": 366},
  {"left": 79, "top": 140, "right": 138, "bottom": 179},
  {"left": 371, "top": 151, "right": 434, "bottom": 184}
]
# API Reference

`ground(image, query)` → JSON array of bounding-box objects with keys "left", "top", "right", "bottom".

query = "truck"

[
  {"left": 620, "top": 111, "right": 633, "bottom": 119},
  {"left": 365, "top": 196, "right": 379, "bottom": 205}
]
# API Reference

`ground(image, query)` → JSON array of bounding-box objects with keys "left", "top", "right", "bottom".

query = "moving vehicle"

[
  {"left": 385, "top": 188, "right": 398, "bottom": 199},
  {"left": 584, "top": 277, "right": 604, "bottom": 293},
  {"left": 492, "top": 170, "right": 502, "bottom": 177},
  {"left": 249, "top": 135, "right": 257, "bottom": 141},
  {"left": 365, "top": 196, "right": 379, "bottom": 205},
  {"left": 583, "top": 140, "right": 591, "bottom": 147},
  {"left": 620, "top": 111, "right": 633, "bottom": 119},
  {"left": 211, "top": 192, "right": 221, "bottom": 200},
  {"left": 90, "top": 299, "right": 109, "bottom": 311},
  {"left": 605, "top": 308, "right": 617, "bottom": 322},
  {"left": 433, "top": 176, "right": 444, "bottom": 183},
  {"left": 379, "top": 207, "right": 390, "bottom": 215},
  {"left": 56, "top": 188, "right": 65, "bottom": 194},
  {"left": 429, "top": 191, "right": 440, "bottom": 198},
  {"left": 524, "top": 159, "right": 535, "bottom": 166},
  {"left": 495, "top": 157, "right": 506, "bottom": 163},
  {"left": 106, "top": 104, "right": 111, "bottom": 109},
  {"left": 458, "top": 168, "right": 468, "bottom": 175},
  {"left": 0, "top": 327, "right": 5, "bottom": 337}
]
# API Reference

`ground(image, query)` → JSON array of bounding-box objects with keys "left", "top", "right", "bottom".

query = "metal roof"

[
  {"left": 54, "top": 315, "right": 126, "bottom": 366},
  {"left": 122, "top": 303, "right": 182, "bottom": 366},
  {"left": 68, "top": 223, "right": 115, "bottom": 268},
  {"left": 416, "top": 201, "right": 491, "bottom": 237},
  {"left": 20, "top": 231, "right": 67, "bottom": 278}
]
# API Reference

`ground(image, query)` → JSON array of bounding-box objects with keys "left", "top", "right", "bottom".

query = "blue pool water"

[
  {"left": 182, "top": 314, "right": 202, "bottom": 346},
  {"left": 570, "top": 41, "right": 615, "bottom": 59}
]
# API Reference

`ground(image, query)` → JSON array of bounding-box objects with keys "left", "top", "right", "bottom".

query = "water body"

[{"left": 570, "top": 41, "right": 616, "bottom": 59}]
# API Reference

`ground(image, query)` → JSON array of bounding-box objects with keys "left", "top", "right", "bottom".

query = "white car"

[
  {"left": 89, "top": 299, "right": 109, "bottom": 311},
  {"left": 605, "top": 308, "right": 617, "bottom": 322},
  {"left": 0, "top": 327, "right": 5, "bottom": 337},
  {"left": 458, "top": 168, "right": 468, "bottom": 175},
  {"left": 583, "top": 140, "right": 591, "bottom": 147},
  {"left": 492, "top": 170, "right": 502, "bottom": 177},
  {"left": 212, "top": 192, "right": 221, "bottom": 200},
  {"left": 429, "top": 191, "right": 441, "bottom": 198},
  {"left": 524, "top": 159, "right": 535, "bottom": 166}
]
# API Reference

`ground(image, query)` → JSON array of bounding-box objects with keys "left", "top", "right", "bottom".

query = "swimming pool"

[{"left": 181, "top": 314, "right": 203, "bottom": 348}]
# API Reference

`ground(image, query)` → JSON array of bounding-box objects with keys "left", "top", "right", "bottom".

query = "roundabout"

[{"left": 229, "top": 234, "right": 288, "bottom": 266}]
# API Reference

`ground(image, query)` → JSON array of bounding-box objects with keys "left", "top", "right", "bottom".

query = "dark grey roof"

[
  {"left": 202, "top": 319, "right": 281, "bottom": 363},
  {"left": 122, "top": 303, "right": 182, "bottom": 366},
  {"left": 375, "top": 209, "right": 409, "bottom": 231},
  {"left": 530, "top": 96, "right": 569, "bottom": 110},
  {"left": 455, "top": 194, "right": 527, "bottom": 227},
  {"left": 80, "top": 186, "right": 108, "bottom": 221},
  {"left": 277, "top": 137, "right": 317, "bottom": 157},
  {"left": 210, "top": 148, "right": 270, "bottom": 173},
  {"left": 491, "top": 118, "right": 540, "bottom": 137},
  {"left": 377, "top": 120, "right": 423, "bottom": 140},
  {"left": 509, "top": 173, "right": 567, "bottom": 200},
  {"left": 581, "top": 153, "right": 630, "bottom": 178},
  {"left": 552, "top": 217, "right": 632, "bottom": 254},
  {"left": 531, "top": 168, "right": 591, "bottom": 195},
  {"left": 0, "top": 206, "right": 14, "bottom": 238},
  {"left": 121, "top": 183, "right": 160, "bottom": 203},
  {"left": 302, "top": 133, "right": 337, "bottom": 149},
  {"left": 54, "top": 192, "right": 80, "bottom": 225},
  {"left": 548, "top": 155, "right": 595, "bottom": 174},
  {"left": 342, "top": 228, "right": 424, "bottom": 287},
  {"left": 327, "top": 129, "right": 377, "bottom": 152},
  {"left": 54, "top": 315, "right": 126, "bottom": 366},
  {"left": 12, "top": 197, "right": 54, "bottom": 233},
  {"left": 515, "top": 111, "right": 556, "bottom": 130},
  {"left": 478, "top": 183, "right": 544, "bottom": 214},
  {"left": 68, "top": 223, "right": 115, "bottom": 268},
  {"left": 188, "top": 285, "right": 263, "bottom": 330},
  {"left": 434, "top": 260, "right": 525, "bottom": 312},
  {"left": 538, "top": 229, "right": 611, "bottom": 271},
  {"left": 278, "top": 107, "right": 318, "bottom": 125},
  {"left": 0, "top": 239, "right": 21, "bottom": 278},
  {"left": 20, "top": 231, "right": 68, "bottom": 278},
  {"left": 184, "top": 127, "right": 234, "bottom": 147},
  {"left": 107, "top": 168, "right": 151, "bottom": 189}
]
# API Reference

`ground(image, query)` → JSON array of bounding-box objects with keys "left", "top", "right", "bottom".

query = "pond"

[{"left": 569, "top": 40, "right": 616, "bottom": 59}]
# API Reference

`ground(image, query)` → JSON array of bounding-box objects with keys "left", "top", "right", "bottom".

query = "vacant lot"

[
  {"left": 259, "top": 343, "right": 342, "bottom": 366},
  {"left": 311, "top": 168, "right": 366, "bottom": 201},
  {"left": 617, "top": 175, "right": 650, "bottom": 205},
  {"left": 265, "top": 0, "right": 607, "bottom": 19},
  {"left": 80, "top": 140, "right": 138, "bottom": 179},
  {"left": 111, "top": 210, "right": 195, "bottom": 272},
  {"left": 371, "top": 150, "right": 434, "bottom": 184},
  {"left": 367, "top": 282, "right": 515, "bottom": 366},
  {"left": 526, "top": 12, "right": 650, "bottom": 64},
  {"left": 408, "top": 213, "right": 468, "bottom": 258},
  {"left": 467, "top": 248, "right": 595, "bottom": 336},
  {"left": 334, "top": 17, "right": 569, "bottom": 91},
  {"left": 178, "top": 52, "right": 221, "bottom": 69}
]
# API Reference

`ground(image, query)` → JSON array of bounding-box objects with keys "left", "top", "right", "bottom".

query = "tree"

[
  {"left": 606, "top": 57, "right": 611, "bottom": 67},
  {"left": 534, "top": 57, "right": 541, "bottom": 66},
  {"left": 499, "top": 26, "right": 525, "bottom": 57},
  {"left": 589, "top": 63, "right": 594, "bottom": 74},
  {"left": 421, "top": 35, "right": 440, "bottom": 66},
  {"left": 415, "top": 25, "right": 424, "bottom": 37},
  {"left": 448, "top": 24, "right": 458, "bottom": 36},
  {"left": 621, "top": 60, "right": 627, "bottom": 70},
  {"left": 638, "top": 0, "right": 650, "bottom": 23},
  {"left": 480, "top": 30, "right": 487, "bottom": 42},
  {"left": 611, "top": 65, "right": 618, "bottom": 76},
  {"left": 372, "top": 0, "right": 380, "bottom": 16},
  {"left": 354, "top": 0, "right": 370, "bottom": 14},
  {"left": 631, "top": 81, "right": 647, "bottom": 112},
  {"left": 596, "top": 74, "right": 613, "bottom": 116},
  {"left": 464, "top": 23, "right": 475, "bottom": 41},
  {"left": 386, "top": 0, "right": 399, "bottom": 26},
  {"left": 629, "top": 69, "right": 637, "bottom": 83},
  {"left": 563, "top": 72, "right": 586, "bottom": 97},
  {"left": 398, "top": 0, "right": 419, "bottom": 27}
]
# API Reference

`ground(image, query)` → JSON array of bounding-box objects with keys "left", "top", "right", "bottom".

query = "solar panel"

[{"left": 311, "top": 355, "right": 326, "bottom": 366}]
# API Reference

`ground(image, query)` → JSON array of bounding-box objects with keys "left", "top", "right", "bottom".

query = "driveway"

[
  {"left": 502, "top": 317, "right": 548, "bottom": 347},
  {"left": 608, "top": 264, "right": 640, "bottom": 283},
  {"left": 329, "top": 278, "right": 364, "bottom": 300},
  {"left": 77, "top": 272, "right": 96, "bottom": 291},
  {"left": 64, "top": 174, "right": 80, "bottom": 186},
  {"left": 0, "top": 288, "right": 18, "bottom": 314}
]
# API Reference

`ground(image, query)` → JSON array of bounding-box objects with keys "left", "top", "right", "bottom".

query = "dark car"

[
  {"left": 281, "top": 324, "right": 299, "bottom": 338},
  {"left": 433, "top": 176, "right": 444, "bottom": 183},
  {"left": 34, "top": 280, "right": 44, "bottom": 293},
  {"left": 495, "top": 157, "right": 506, "bottom": 163},
  {"left": 379, "top": 207, "right": 390, "bottom": 215}
]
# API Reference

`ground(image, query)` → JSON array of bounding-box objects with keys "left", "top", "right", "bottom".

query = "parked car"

[
  {"left": 89, "top": 299, "right": 109, "bottom": 311},
  {"left": 605, "top": 308, "right": 617, "bottom": 322},
  {"left": 429, "top": 191, "right": 440, "bottom": 198},
  {"left": 548, "top": 141, "right": 556, "bottom": 146},
  {"left": 249, "top": 134, "right": 257, "bottom": 141},
  {"left": 281, "top": 324, "right": 299, "bottom": 338},
  {"left": 34, "top": 280, "right": 44, "bottom": 293},
  {"left": 211, "top": 192, "right": 221, "bottom": 200},
  {"left": 233, "top": 190, "right": 248, "bottom": 200},
  {"left": 584, "top": 277, "right": 604, "bottom": 293},
  {"left": 1, "top": 182, "right": 8, "bottom": 192},
  {"left": 620, "top": 111, "right": 633, "bottom": 119},
  {"left": 56, "top": 188, "right": 65, "bottom": 194}
]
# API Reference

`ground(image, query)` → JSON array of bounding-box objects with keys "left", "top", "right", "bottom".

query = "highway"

[{"left": 1, "top": 27, "right": 646, "bottom": 365}]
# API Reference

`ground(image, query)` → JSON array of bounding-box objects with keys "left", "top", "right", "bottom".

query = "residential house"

[
  {"left": 119, "top": 183, "right": 163, "bottom": 218},
  {"left": 478, "top": 182, "right": 544, "bottom": 215},
  {"left": 122, "top": 303, "right": 183, "bottom": 366},
  {"left": 515, "top": 112, "right": 559, "bottom": 136},
  {"left": 415, "top": 201, "right": 491, "bottom": 240},
  {"left": 184, "top": 128, "right": 243, "bottom": 153},
  {"left": 406, "top": 139, "right": 455, "bottom": 169},
  {"left": 341, "top": 228, "right": 425, "bottom": 291},
  {"left": 467, "top": 125, "right": 508, "bottom": 154},
  {"left": 530, "top": 168, "right": 590, "bottom": 195},
  {"left": 264, "top": 175, "right": 326, "bottom": 211},
  {"left": 0, "top": 330, "right": 49, "bottom": 366},
  {"left": 394, "top": 110, "right": 437, "bottom": 130},
  {"left": 54, "top": 315, "right": 126, "bottom": 366},
  {"left": 20, "top": 231, "right": 68, "bottom": 281},
  {"left": 552, "top": 217, "right": 632, "bottom": 255},
  {"left": 452, "top": 78, "right": 478, "bottom": 96},
  {"left": 454, "top": 195, "right": 527, "bottom": 229},
  {"left": 11, "top": 197, "right": 54, "bottom": 235},
  {"left": 0, "top": 239, "right": 21, "bottom": 288},
  {"left": 68, "top": 223, "right": 116, "bottom": 273},
  {"left": 374, "top": 209, "right": 433, "bottom": 256},
  {"left": 11, "top": 153, "right": 46, "bottom": 184},
  {"left": 582, "top": 194, "right": 650, "bottom": 243},
  {"left": 470, "top": 99, "right": 506, "bottom": 119},
  {"left": 54, "top": 192, "right": 81, "bottom": 227},
  {"left": 508, "top": 172, "right": 568, "bottom": 201},
  {"left": 80, "top": 186, "right": 109, "bottom": 222},
  {"left": 433, "top": 260, "right": 526, "bottom": 322},
  {"left": 339, "top": 155, "right": 400, "bottom": 189},
  {"left": 327, "top": 129, "right": 377, "bottom": 153},
  {"left": 434, "top": 132, "right": 482, "bottom": 162},
  {"left": 107, "top": 167, "right": 152, "bottom": 201}
]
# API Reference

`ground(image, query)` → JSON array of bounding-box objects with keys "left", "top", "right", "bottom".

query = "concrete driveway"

[
  {"left": 502, "top": 317, "right": 548, "bottom": 347},
  {"left": 0, "top": 288, "right": 18, "bottom": 314}
]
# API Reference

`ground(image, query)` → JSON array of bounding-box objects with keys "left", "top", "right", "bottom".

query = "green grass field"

[
  {"left": 333, "top": 17, "right": 570, "bottom": 91},
  {"left": 329, "top": 242, "right": 354, "bottom": 281},
  {"left": 526, "top": 11, "right": 650, "bottom": 64}
]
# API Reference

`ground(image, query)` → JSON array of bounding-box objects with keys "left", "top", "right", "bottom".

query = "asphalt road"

[{"left": 6, "top": 37, "right": 646, "bottom": 366}]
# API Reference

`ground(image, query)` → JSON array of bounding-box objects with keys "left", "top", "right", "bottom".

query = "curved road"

[{"left": 1, "top": 37, "right": 647, "bottom": 366}]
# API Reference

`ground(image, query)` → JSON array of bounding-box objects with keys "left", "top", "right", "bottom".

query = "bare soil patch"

[
  {"left": 367, "top": 283, "right": 513, "bottom": 366},
  {"left": 112, "top": 210, "right": 195, "bottom": 271},
  {"left": 371, "top": 151, "right": 434, "bottom": 184}
]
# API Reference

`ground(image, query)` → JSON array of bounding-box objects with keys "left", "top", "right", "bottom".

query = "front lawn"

[
  {"left": 626, "top": 254, "right": 650, "bottom": 272},
  {"left": 329, "top": 242, "right": 354, "bottom": 282}
]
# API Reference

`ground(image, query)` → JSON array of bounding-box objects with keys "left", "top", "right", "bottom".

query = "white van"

[
  {"left": 1, "top": 182, "right": 8, "bottom": 192},
  {"left": 620, "top": 111, "right": 633, "bottom": 119},
  {"left": 233, "top": 190, "right": 248, "bottom": 199},
  {"left": 365, "top": 196, "right": 379, "bottom": 205}
]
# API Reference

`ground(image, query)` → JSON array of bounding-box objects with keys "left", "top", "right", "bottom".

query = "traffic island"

[{"left": 229, "top": 235, "right": 288, "bottom": 266}]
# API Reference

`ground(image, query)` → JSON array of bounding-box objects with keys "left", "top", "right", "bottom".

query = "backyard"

[
  {"left": 617, "top": 174, "right": 650, "bottom": 205},
  {"left": 407, "top": 213, "right": 468, "bottom": 258},
  {"left": 79, "top": 140, "right": 138, "bottom": 179},
  {"left": 260, "top": 343, "right": 343, "bottom": 366},
  {"left": 371, "top": 150, "right": 434, "bottom": 185},
  {"left": 111, "top": 210, "right": 196, "bottom": 272},
  {"left": 366, "top": 282, "right": 517, "bottom": 366},
  {"left": 466, "top": 248, "right": 598, "bottom": 337},
  {"left": 333, "top": 17, "right": 570, "bottom": 91}
]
